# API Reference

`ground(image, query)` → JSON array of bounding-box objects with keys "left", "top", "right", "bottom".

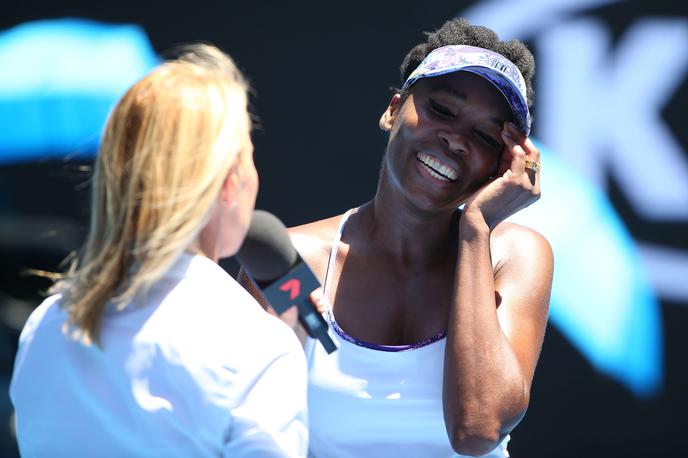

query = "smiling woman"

[
  {"left": 242, "top": 17, "right": 552, "bottom": 458},
  {"left": 384, "top": 70, "right": 515, "bottom": 209}
]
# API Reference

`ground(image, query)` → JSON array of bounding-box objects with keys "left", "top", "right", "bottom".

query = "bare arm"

[{"left": 443, "top": 125, "right": 553, "bottom": 456}]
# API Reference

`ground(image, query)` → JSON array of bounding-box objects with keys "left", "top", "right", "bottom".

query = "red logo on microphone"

[{"left": 279, "top": 278, "right": 301, "bottom": 300}]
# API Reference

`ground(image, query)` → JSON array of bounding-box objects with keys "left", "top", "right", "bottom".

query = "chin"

[{"left": 403, "top": 190, "right": 463, "bottom": 214}]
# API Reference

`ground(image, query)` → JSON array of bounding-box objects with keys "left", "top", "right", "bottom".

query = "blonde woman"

[{"left": 9, "top": 44, "right": 308, "bottom": 457}]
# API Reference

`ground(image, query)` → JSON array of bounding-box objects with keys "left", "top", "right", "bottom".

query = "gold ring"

[{"left": 525, "top": 160, "right": 541, "bottom": 173}]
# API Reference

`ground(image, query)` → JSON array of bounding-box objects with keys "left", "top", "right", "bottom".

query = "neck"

[
  {"left": 358, "top": 171, "right": 460, "bottom": 269},
  {"left": 194, "top": 212, "right": 221, "bottom": 263},
  {"left": 186, "top": 237, "right": 216, "bottom": 263}
]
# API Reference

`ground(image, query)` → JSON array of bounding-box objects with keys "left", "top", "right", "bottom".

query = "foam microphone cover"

[{"left": 236, "top": 210, "right": 298, "bottom": 283}]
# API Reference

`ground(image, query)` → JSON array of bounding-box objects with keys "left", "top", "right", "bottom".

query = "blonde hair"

[{"left": 53, "top": 44, "right": 251, "bottom": 345}]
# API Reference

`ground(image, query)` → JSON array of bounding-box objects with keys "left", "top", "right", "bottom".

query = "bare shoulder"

[
  {"left": 491, "top": 223, "right": 553, "bottom": 330},
  {"left": 289, "top": 215, "right": 343, "bottom": 254},
  {"left": 288, "top": 214, "right": 346, "bottom": 278},
  {"left": 491, "top": 222, "right": 553, "bottom": 272}
]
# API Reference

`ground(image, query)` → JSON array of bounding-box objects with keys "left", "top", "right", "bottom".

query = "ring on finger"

[{"left": 525, "top": 160, "right": 541, "bottom": 173}]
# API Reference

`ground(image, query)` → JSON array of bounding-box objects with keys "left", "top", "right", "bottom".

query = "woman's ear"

[
  {"left": 379, "top": 93, "right": 402, "bottom": 132},
  {"left": 219, "top": 164, "right": 240, "bottom": 210}
]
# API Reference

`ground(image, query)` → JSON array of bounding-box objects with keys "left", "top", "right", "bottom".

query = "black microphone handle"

[
  {"left": 296, "top": 297, "right": 338, "bottom": 354},
  {"left": 253, "top": 259, "right": 338, "bottom": 354}
]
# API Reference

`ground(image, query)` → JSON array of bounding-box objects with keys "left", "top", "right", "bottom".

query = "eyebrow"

[
  {"left": 433, "top": 86, "right": 466, "bottom": 101},
  {"left": 432, "top": 86, "right": 505, "bottom": 129}
]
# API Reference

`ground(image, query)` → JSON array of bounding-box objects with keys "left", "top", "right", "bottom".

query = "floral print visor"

[{"left": 403, "top": 45, "right": 531, "bottom": 135}]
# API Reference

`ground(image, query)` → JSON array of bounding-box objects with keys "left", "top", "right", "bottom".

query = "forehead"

[{"left": 412, "top": 71, "right": 511, "bottom": 113}]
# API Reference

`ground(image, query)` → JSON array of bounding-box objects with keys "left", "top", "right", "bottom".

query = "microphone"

[{"left": 236, "top": 210, "right": 337, "bottom": 354}]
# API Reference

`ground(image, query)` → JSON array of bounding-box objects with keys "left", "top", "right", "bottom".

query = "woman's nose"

[{"left": 437, "top": 127, "right": 468, "bottom": 156}]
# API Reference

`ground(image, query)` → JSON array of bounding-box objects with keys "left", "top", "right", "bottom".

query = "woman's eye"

[
  {"left": 429, "top": 99, "right": 455, "bottom": 117},
  {"left": 476, "top": 131, "right": 501, "bottom": 149}
]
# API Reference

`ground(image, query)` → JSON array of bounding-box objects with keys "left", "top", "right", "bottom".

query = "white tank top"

[{"left": 305, "top": 210, "right": 510, "bottom": 458}]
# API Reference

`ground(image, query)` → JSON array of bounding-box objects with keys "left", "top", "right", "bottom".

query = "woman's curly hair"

[{"left": 399, "top": 18, "right": 535, "bottom": 107}]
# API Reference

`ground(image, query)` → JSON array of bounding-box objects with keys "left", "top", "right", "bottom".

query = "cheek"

[
  {"left": 246, "top": 162, "right": 259, "bottom": 200},
  {"left": 389, "top": 98, "right": 420, "bottom": 134},
  {"left": 475, "top": 145, "right": 502, "bottom": 173},
  {"left": 386, "top": 106, "right": 421, "bottom": 161},
  {"left": 398, "top": 104, "right": 421, "bottom": 133},
  {"left": 240, "top": 164, "right": 259, "bottom": 224},
  {"left": 463, "top": 150, "right": 500, "bottom": 190}
]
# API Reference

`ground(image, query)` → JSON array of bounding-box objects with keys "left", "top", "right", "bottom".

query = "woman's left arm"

[{"left": 443, "top": 125, "right": 554, "bottom": 456}]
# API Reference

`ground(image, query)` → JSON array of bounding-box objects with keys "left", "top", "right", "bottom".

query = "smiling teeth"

[{"left": 416, "top": 153, "right": 458, "bottom": 181}]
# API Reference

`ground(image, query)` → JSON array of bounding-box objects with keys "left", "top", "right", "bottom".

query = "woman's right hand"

[
  {"left": 274, "top": 287, "right": 328, "bottom": 330},
  {"left": 309, "top": 288, "right": 328, "bottom": 315},
  {"left": 462, "top": 122, "right": 541, "bottom": 231}
]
